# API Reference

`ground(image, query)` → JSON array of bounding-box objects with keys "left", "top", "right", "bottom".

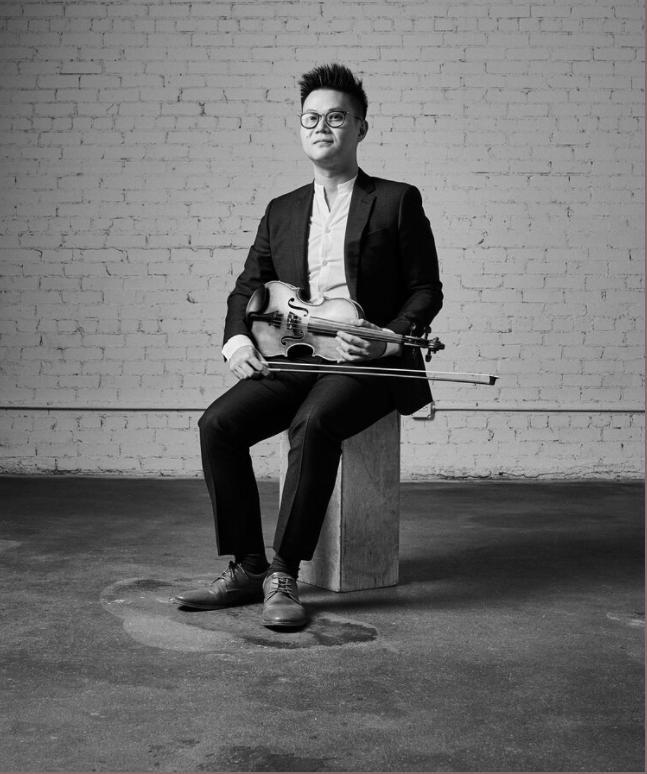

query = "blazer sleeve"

[
  {"left": 385, "top": 185, "right": 443, "bottom": 337},
  {"left": 222, "top": 200, "right": 279, "bottom": 346}
]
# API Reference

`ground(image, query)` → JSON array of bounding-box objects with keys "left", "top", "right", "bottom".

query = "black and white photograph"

[{"left": 0, "top": 0, "right": 644, "bottom": 771}]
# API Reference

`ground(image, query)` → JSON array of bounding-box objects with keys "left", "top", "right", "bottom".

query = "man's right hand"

[{"left": 228, "top": 345, "right": 273, "bottom": 381}]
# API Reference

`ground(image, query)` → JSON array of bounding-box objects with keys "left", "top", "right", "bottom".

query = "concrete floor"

[{"left": 0, "top": 477, "right": 644, "bottom": 773}]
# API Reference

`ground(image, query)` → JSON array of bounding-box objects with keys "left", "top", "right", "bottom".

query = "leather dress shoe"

[
  {"left": 174, "top": 561, "right": 265, "bottom": 610},
  {"left": 261, "top": 572, "right": 308, "bottom": 628}
]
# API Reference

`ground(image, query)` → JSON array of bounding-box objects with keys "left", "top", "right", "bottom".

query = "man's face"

[{"left": 300, "top": 88, "right": 367, "bottom": 170}]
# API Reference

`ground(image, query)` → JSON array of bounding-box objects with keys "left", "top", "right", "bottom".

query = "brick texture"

[{"left": 0, "top": 0, "right": 644, "bottom": 478}]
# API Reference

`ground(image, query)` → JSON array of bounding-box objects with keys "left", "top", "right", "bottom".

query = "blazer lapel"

[
  {"left": 290, "top": 183, "right": 314, "bottom": 295},
  {"left": 344, "top": 169, "right": 376, "bottom": 301}
]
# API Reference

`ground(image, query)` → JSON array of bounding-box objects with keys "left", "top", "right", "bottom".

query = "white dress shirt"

[
  {"left": 306, "top": 176, "right": 356, "bottom": 303},
  {"left": 222, "top": 176, "right": 400, "bottom": 361}
]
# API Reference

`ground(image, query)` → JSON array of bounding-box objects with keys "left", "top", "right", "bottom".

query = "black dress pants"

[{"left": 198, "top": 358, "right": 395, "bottom": 562}]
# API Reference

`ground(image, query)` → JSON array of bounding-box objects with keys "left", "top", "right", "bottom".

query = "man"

[{"left": 175, "top": 64, "right": 443, "bottom": 629}]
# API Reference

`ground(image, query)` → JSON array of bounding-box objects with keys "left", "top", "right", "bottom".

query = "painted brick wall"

[{"left": 0, "top": 0, "right": 644, "bottom": 478}]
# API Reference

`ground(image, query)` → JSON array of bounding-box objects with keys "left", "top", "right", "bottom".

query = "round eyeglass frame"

[{"left": 299, "top": 110, "right": 364, "bottom": 129}]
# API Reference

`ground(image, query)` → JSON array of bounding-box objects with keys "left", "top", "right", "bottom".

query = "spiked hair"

[{"left": 298, "top": 63, "right": 368, "bottom": 118}]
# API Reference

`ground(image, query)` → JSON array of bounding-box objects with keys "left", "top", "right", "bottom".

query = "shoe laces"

[
  {"left": 210, "top": 560, "right": 238, "bottom": 585},
  {"left": 267, "top": 575, "right": 297, "bottom": 601}
]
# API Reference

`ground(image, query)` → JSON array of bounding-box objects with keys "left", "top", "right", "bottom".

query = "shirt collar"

[{"left": 314, "top": 175, "right": 358, "bottom": 196}]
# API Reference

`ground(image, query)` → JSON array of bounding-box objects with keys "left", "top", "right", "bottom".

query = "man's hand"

[
  {"left": 335, "top": 319, "right": 387, "bottom": 362},
  {"left": 228, "top": 345, "right": 273, "bottom": 381}
]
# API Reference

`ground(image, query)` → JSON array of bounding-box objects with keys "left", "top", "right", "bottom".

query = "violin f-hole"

[{"left": 287, "top": 296, "right": 309, "bottom": 316}]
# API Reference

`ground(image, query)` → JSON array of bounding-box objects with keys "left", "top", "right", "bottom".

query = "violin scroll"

[
  {"left": 423, "top": 327, "right": 445, "bottom": 362},
  {"left": 406, "top": 322, "right": 445, "bottom": 362}
]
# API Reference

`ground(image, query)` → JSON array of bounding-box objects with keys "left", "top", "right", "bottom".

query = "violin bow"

[{"left": 265, "top": 360, "right": 497, "bottom": 386}]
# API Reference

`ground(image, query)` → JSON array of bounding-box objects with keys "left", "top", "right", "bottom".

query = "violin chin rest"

[{"left": 246, "top": 284, "right": 268, "bottom": 316}]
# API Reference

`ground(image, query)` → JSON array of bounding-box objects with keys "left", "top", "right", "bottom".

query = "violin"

[
  {"left": 245, "top": 281, "right": 444, "bottom": 362},
  {"left": 244, "top": 281, "right": 497, "bottom": 386}
]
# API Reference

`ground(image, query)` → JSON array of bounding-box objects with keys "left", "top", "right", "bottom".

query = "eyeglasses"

[{"left": 299, "top": 110, "right": 364, "bottom": 129}]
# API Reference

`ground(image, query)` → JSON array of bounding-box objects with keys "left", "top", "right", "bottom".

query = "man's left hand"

[{"left": 335, "top": 319, "right": 387, "bottom": 362}]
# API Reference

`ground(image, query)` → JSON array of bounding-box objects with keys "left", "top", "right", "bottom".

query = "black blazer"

[{"left": 224, "top": 168, "right": 443, "bottom": 415}]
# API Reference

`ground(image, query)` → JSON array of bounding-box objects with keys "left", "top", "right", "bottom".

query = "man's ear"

[{"left": 358, "top": 120, "right": 369, "bottom": 142}]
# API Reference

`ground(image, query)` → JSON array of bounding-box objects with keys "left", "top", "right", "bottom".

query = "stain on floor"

[{"left": 100, "top": 577, "right": 378, "bottom": 652}]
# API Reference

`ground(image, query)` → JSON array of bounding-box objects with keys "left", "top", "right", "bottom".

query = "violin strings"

[
  {"left": 306, "top": 315, "right": 402, "bottom": 340},
  {"left": 285, "top": 318, "right": 406, "bottom": 344},
  {"left": 251, "top": 313, "right": 437, "bottom": 349}
]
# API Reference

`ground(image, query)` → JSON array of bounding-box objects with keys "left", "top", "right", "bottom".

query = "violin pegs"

[{"left": 422, "top": 327, "right": 441, "bottom": 361}]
